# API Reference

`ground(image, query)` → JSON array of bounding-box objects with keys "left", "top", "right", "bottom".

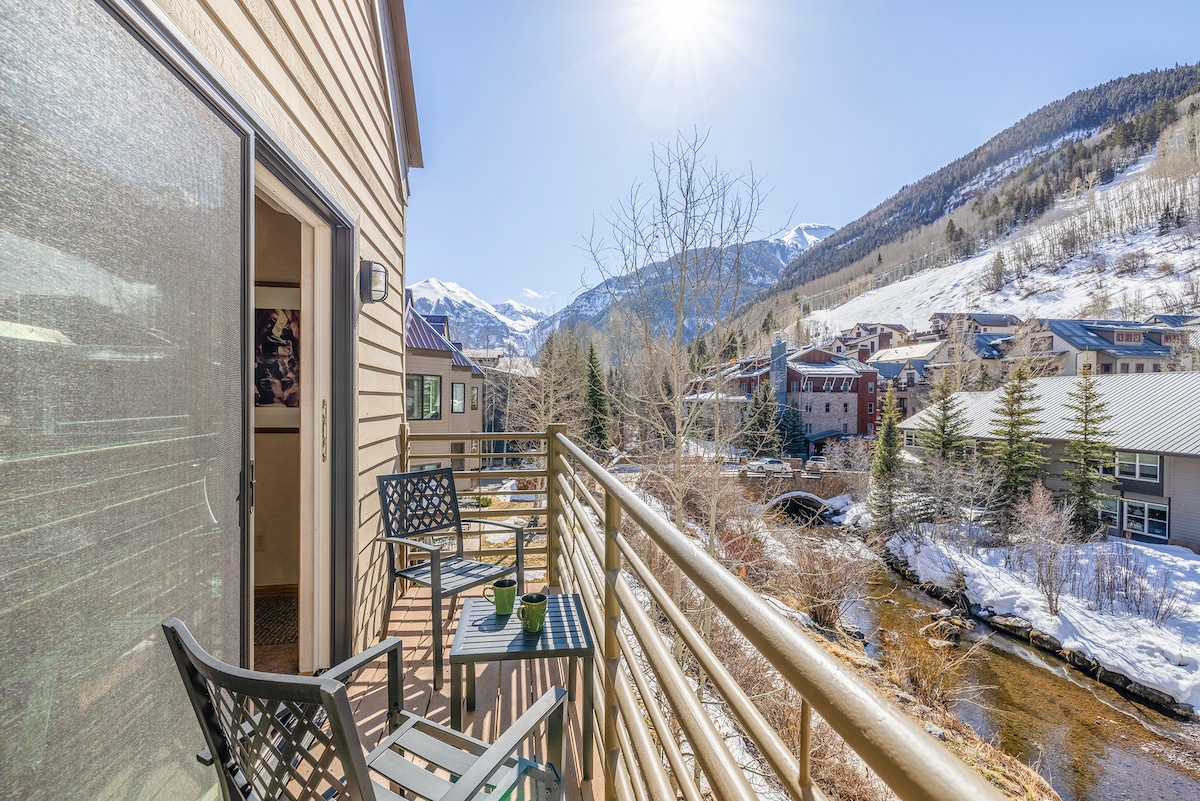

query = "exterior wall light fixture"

[{"left": 359, "top": 259, "right": 390, "bottom": 304}]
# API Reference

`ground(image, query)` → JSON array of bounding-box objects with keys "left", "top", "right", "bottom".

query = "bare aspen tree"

[{"left": 587, "top": 130, "right": 766, "bottom": 658}]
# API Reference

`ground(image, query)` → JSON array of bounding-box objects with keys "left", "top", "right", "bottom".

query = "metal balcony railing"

[{"left": 404, "top": 426, "right": 1005, "bottom": 801}]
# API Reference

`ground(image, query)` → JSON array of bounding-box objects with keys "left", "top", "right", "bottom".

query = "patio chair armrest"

[
  {"left": 323, "top": 636, "right": 403, "bottom": 683},
  {"left": 459, "top": 518, "right": 523, "bottom": 532},
  {"left": 382, "top": 536, "right": 441, "bottom": 555},
  {"left": 440, "top": 686, "right": 568, "bottom": 801}
]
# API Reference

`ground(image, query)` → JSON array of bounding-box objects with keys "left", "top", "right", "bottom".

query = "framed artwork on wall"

[{"left": 255, "top": 286, "right": 301, "bottom": 428}]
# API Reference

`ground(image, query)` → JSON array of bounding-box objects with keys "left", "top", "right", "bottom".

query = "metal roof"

[
  {"left": 970, "top": 333, "right": 1008, "bottom": 359},
  {"left": 900, "top": 372, "right": 1200, "bottom": 457},
  {"left": 406, "top": 309, "right": 484, "bottom": 374},
  {"left": 869, "top": 341, "right": 942, "bottom": 363},
  {"left": 1040, "top": 318, "right": 1174, "bottom": 358}
]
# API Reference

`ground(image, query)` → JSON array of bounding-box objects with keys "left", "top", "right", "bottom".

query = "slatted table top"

[{"left": 450, "top": 594, "right": 594, "bottom": 662}]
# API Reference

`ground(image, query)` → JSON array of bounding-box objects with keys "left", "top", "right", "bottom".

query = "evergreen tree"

[
  {"left": 583, "top": 343, "right": 610, "bottom": 451},
  {"left": 916, "top": 379, "right": 973, "bottom": 461},
  {"left": 985, "top": 367, "right": 1047, "bottom": 532},
  {"left": 869, "top": 384, "right": 905, "bottom": 536},
  {"left": 741, "top": 383, "right": 780, "bottom": 457},
  {"left": 1060, "top": 365, "right": 1117, "bottom": 537},
  {"left": 912, "top": 380, "right": 974, "bottom": 522},
  {"left": 777, "top": 405, "right": 805, "bottom": 459}
]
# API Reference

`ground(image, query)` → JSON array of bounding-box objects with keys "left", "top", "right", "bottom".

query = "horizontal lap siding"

[
  {"left": 155, "top": 0, "right": 410, "bottom": 651},
  {"left": 1167, "top": 456, "right": 1200, "bottom": 550}
]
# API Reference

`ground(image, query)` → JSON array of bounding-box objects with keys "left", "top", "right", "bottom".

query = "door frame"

[{"left": 255, "top": 168, "right": 333, "bottom": 672}]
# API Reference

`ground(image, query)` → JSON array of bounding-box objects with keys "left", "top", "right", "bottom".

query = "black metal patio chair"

[
  {"left": 162, "top": 618, "right": 565, "bottom": 801},
  {"left": 377, "top": 468, "right": 525, "bottom": 689}
]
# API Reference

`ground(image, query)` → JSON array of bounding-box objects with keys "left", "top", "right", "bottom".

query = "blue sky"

[{"left": 404, "top": 1, "right": 1200, "bottom": 313}]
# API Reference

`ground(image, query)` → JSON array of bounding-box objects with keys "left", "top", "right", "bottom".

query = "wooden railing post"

[
  {"left": 545, "top": 424, "right": 566, "bottom": 588},
  {"left": 603, "top": 488, "right": 622, "bottom": 801},
  {"left": 397, "top": 422, "right": 410, "bottom": 472}
]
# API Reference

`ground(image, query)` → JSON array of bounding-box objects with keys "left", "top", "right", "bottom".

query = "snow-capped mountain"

[
  {"left": 527, "top": 223, "right": 835, "bottom": 349},
  {"left": 407, "top": 278, "right": 545, "bottom": 352}
]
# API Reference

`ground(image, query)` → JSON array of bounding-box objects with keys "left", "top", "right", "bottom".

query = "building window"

[
  {"left": 1113, "top": 452, "right": 1160, "bottom": 482},
  {"left": 1120, "top": 363, "right": 1130, "bottom": 373},
  {"left": 803, "top": 382, "right": 813, "bottom": 392},
  {"left": 451, "top": 382, "right": 466, "bottom": 413},
  {"left": 804, "top": 423, "right": 812, "bottom": 434},
  {"left": 842, "top": 423, "right": 849, "bottom": 434},
  {"left": 867, "top": 382, "right": 875, "bottom": 393},
  {"left": 843, "top": 403, "right": 849, "bottom": 412},
  {"left": 867, "top": 402, "right": 874, "bottom": 414},
  {"left": 867, "top": 423, "right": 875, "bottom": 435},
  {"left": 1101, "top": 363, "right": 1113, "bottom": 374},
  {"left": 1116, "top": 331, "right": 1143, "bottom": 344},
  {"left": 804, "top": 403, "right": 812, "bottom": 412},
  {"left": 414, "top": 463, "right": 441, "bottom": 471},
  {"left": 1098, "top": 497, "right": 1120, "bottom": 530},
  {"left": 451, "top": 442, "right": 465, "bottom": 472},
  {"left": 406, "top": 374, "right": 442, "bottom": 420},
  {"left": 1124, "top": 500, "right": 1168, "bottom": 539},
  {"left": 1135, "top": 363, "right": 1144, "bottom": 373},
  {"left": 824, "top": 402, "right": 830, "bottom": 413},
  {"left": 903, "top": 431, "right": 917, "bottom": 446},
  {"left": 471, "top": 386, "right": 479, "bottom": 410},
  {"left": 1153, "top": 364, "right": 1162, "bottom": 373},
  {"left": 790, "top": 381, "right": 799, "bottom": 392}
]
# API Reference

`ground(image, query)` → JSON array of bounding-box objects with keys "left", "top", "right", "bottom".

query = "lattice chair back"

[
  {"left": 162, "top": 619, "right": 376, "bottom": 801},
  {"left": 378, "top": 467, "right": 463, "bottom": 541}
]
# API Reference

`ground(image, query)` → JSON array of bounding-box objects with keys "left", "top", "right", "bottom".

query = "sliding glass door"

[{"left": 0, "top": 0, "right": 247, "bottom": 797}]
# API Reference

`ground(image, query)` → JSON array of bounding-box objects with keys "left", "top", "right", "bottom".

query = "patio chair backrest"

[
  {"left": 162, "top": 619, "right": 376, "bottom": 801},
  {"left": 378, "top": 467, "right": 462, "bottom": 539}
]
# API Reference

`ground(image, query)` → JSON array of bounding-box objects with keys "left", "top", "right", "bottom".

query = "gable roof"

[
  {"left": 900, "top": 372, "right": 1200, "bottom": 457},
  {"left": 405, "top": 308, "right": 484, "bottom": 374}
]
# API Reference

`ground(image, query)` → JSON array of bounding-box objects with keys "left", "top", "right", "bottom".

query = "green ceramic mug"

[
  {"left": 483, "top": 578, "right": 517, "bottom": 615},
  {"left": 517, "top": 592, "right": 548, "bottom": 633}
]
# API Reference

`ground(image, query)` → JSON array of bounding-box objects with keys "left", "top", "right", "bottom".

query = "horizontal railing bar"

[
  {"left": 412, "top": 451, "right": 550, "bottom": 460},
  {"left": 614, "top": 675, "right": 673, "bottom": 801},
  {"left": 554, "top": 433, "right": 1006, "bottom": 801},
  {"left": 459, "top": 544, "right": 546, "bottom": 555},
  {"left": 456, "top": 488, "right": 547, "bottom": 498},
  {"left": 609, "top": 516, "right": 807, "bottom": 800},
  {"left": 449, "top": 469, "right": 548, "bottom": 481},
  {"left": 610, "top": 562, "right": 753, "bottom": 801},
  {"left": 554, "top": 519, "right": 683, "bottom": 801},
  {"left": 553, "top": 498, "right": 747, "bottom": 801},
  {"left": 459, "top": 507, "right": 545, "bottom": 519},
  {"left": 407, "top": 431, "right": 549, "bottom": 442}
]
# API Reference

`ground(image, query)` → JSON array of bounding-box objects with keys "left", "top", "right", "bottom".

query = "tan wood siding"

[{"left": 152, "top": 0, "right": 412, "bottom": 652}]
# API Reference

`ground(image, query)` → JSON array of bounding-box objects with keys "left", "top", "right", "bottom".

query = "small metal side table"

[{"left": 449, "top": 593, "right": 595, "bottom": 779}]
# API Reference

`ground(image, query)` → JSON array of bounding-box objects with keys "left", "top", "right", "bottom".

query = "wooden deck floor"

[{"left": 346, "top": 583, "right": 602, "bottom": 801}]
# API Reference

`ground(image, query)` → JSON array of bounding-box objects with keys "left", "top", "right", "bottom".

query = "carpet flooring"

[{"left": 254, "top": 594, "right": 298, "bottom": 646}]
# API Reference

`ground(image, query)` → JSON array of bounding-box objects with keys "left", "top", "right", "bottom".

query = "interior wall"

[
  {"left": 254, "top": 194, "right": 301, "bottom": 589},
  {"left": 254, "top": 431, "right": 300, "bottom": 586},
  {"left": 256, "top": 196, "right": 301, "bottom": 283}
]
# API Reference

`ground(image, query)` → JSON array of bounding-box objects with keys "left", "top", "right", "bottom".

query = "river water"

[{"left": 847, "top": 573, "right": 1200, "bottom": 801}]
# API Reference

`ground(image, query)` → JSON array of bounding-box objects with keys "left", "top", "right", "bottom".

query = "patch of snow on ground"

[{"left": 889, "top": 532, "right": 1200, "bottom": 709}]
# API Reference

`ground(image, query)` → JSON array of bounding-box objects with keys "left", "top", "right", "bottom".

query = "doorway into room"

[{"left": 250, "top": 167, "right": 333, "bottom": 674}]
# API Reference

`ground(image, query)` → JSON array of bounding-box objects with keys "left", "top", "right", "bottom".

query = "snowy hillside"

[
  {"left": 408, "top": 277, "right": 546, "bottom": 351},
  {"left": 809, "top": 152, "right": 1200, "bottom": 335},
  {"left": 529, "top": 223, "right": 835, "bottom": 349}
]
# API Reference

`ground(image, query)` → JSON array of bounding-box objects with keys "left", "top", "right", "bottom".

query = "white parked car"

[
  {"left": 805, "top": 456, "right": 828, "bottom": 470},
  {"left": 747, "top": 458, "right": 793, "bottom": 475}
]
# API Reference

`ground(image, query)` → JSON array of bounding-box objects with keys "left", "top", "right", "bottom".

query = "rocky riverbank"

[{"left": 885, "top": 548, "right": 1199, "bottom": 721}]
